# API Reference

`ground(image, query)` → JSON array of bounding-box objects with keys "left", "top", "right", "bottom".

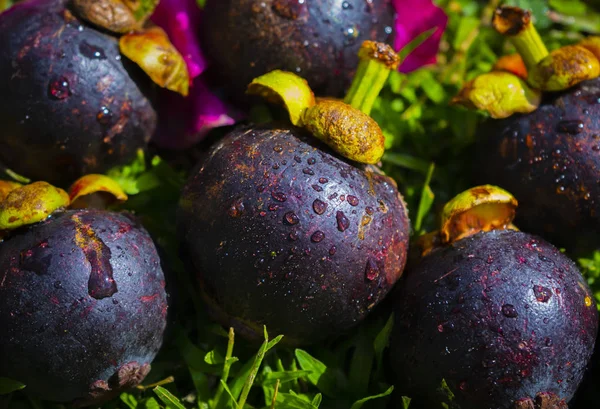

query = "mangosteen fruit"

[
  {"left": 178, "top": 42, "right": 410, "bottom": 345},
  {"left": 200, "top": 0, "right": 395, "bottom": 101},
  {"left": 0, "top": 0, "right": 190, "bottom": 186},
  {"left": 390, "top": 186, "right": 598, "bottom": 409},
  {"left": 0, "top": 176, "right": 168, "bottom": 406},
  {"left": 453, "top": 6, "right": 600, "bottom": 253}
]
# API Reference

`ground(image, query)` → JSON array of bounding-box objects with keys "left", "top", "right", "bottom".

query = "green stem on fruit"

[
  {"left": 343, "top": 41, "right": 400, "bottom": 116},
  {"left": 492, "top": 6, "right": 549, "bottom": 74}
]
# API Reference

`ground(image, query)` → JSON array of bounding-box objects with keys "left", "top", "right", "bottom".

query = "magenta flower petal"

[
  {"left": 151, "top": 0, "right": 206, "bottom": 79},
  {"left": 392, "top": 0, "right": 448, "bottom": 73},
  {"left": 153, "top": 77, "right": 239, "bottom": 149}
]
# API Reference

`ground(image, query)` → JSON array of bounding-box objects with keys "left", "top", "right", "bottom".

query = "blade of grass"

[
  {"left": 212, "top": 328, "right": 238, "bottom": 407},
  {"left": 153, "top": 386, "right": 186, "bottom": 409},
  {"left": 270, "top": 379, "right": 281, "bottom": 409}
]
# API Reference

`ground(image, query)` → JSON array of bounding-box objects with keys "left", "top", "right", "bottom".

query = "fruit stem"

[
  {"left": 344, "top": 41, "right": 400, "bottom": 116},
  {"left": 492, "top": 6, "right": 548, "bottom": 74}
]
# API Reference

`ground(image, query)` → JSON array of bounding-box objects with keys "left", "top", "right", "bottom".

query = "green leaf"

[
  {"left": 374, "top": 313, "right": 395, "bottom": 369},
  {"left": 348, "top": 331, "right": 374, "bottom": 398},
  {"left": 579, "top": 251, "right": 600, "bottom": 309},
  {"left": 382, "top": 153, "right": 430, "bottom": 174},
  {"left": 271, "top": 392, "right": 320, "bottom": 409},
  {"left": 205, "top": 349, "right": 225, "bottom": 365},
  {"left": 133, "top": 0, "right": 160, "bottom": 21},
  {"left": 220, "top": 380, "right": 240, "bottom": 409},
  {"left": 439, "top": 378, "right": 456, "bottom": 403},
  {"left": 294, "top": 350, "right": 338, "bottom": 397},
  {"left": 260, "top": 370, "right": 313, "bottom": 386},
  {"left": 401, "top": 396, "right": 412, "bottom": 409},
  {"left": 452, "top": 16, "right": 479, "bottom": 51},
  {"left": 311, "top": 393, "right": 322, "bottom": 407},
  {"left": 0, "top": 377, "right": 25, "bottom": 394},
  {"left": 120, "top": 392, "right": 139, "bottom": 409},
  {"left": 153, "top": 386, "right": 186, "bottom": 409},
  {"left": 349, "top": 386, "right": 394, "bottom": 409},
  {"left": 143, "top": 397, "right": 162, "bottom": 409},
  {"left": 415, "top": 163, "right": 436, "bottom": 233}
]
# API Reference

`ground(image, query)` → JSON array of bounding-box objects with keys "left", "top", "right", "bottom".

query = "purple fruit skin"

[
  {"left": 390, "top": 230, "right": 598, "bottom": 409},
  {"left": 200, "top": 0, "right": 395, "bottom": 100},
  {"left": 0, "top": 0, "right": 157, "bottom": 186},
  {"left": 474, "top": 78, "right": 600, "bottom": 253},
  {"left": 177, "top": 124, "right": 410, "bottom": 345},
  {"left": 0, "top": 209, "right": 168, "bottom": 405}
]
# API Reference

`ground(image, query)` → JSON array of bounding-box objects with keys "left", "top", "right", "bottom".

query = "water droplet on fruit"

[
  {"left": 313, "top": 199, "right": 327, "bottom": 215},
  {"left": 342, "top": 1, "right": 352, "bottom": 9},
  {"left": 48, "top": 76, "right": 71, "bottom": 100},
  {"left": 556, "top": 120, "right": 584, "bottom": 134},
  {"left": 294, "top": 156, "right": 302, "bottom": 163},
  {"left": 343, "top": 25, "right": 360, "bottom": 46},
  {"left": 53, "top": 280, "right": 62, "bottom": 289},
  {"left": 365, "top": 206, "right": 374, "bottom": 215},
  {"left": 365, "top": 259, "right": 379, "bottom": 281},
  {"left": 311, "top": 231, "right": 325, "bottom": 242},
  {"left": 459, "top": 381, "right": 467, "bottom": 391},
  {"left": 336, "top": 211, "right": 350, "bottom": 231},
  {"left": 96, "top": 106, "right": 112, "bottom": 125},
  {"left": 545, "top": 337, "right": 553, "bottom": 346},
  {"left": 347, "top": 195, "right": 359, "bottom": 206},
  {"left": 307, "top": 157, "right": 316, "bottom": 165},
  {"left": 228, "top": 199, "right": 245, "bottom": 217},
  {"left": 501, "top": 304, "right": 518, "bottom": 318},
  {"left": 319, "top": 177, "right": 328, "bottom": 184},
  {"left": 533, "top": 285, "right": 552, "bottom": 302},
  {"left": 284, "top": 211, "right": 299, "bottom": 225},
  {"left": 79, "top": 41, "right": 107, "bottom": 59},
  {"left": 268, "top": 203, "right": 279, "bottom": 211},
  {"left": 303, "top": 167, "right": 315, "bottom": 175},
  {"left": 273, "top": 145, "right": 283, "bottom": 152},
  {"left": 384, "top": 26, "right": 393, "bottom": 35},
  {"left": 329, "top": 245, "right": 337, "bottom": 255},
  {"left": 312, "top": 184, "right": 323, "bottom": 192},
  {"left": 272, "top": 191, "right": 287, "bottom": 202},
  {"left": 289, "top": 230, "right": 299, "bottom": 241}
]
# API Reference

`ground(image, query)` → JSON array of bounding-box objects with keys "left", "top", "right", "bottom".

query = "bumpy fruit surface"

[
  {"left": 0, "top": 209, "right": 168, "bottom": 406},
  {"left": 178, "top": 123, "right": 409, "bottom": 345},
  {"left": 0, "top": 0, "right": 157, "bottom": 186},
  {"left": 390, "top": 230, "right": 598, "bottom": 409}
]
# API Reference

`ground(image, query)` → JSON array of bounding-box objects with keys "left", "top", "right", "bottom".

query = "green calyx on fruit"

[
  {"left": 119, "top": 26, "right": 190, "bottom": 96},
  {"left": 70, "top": 0, "right": 190, "bottom": 96},
  {"left": 492, "top": 6, "right": 599, "bottom": 92},
  {"left": 0, "top": 175, "right": 127, "bottom": 231},
  {"left": 247, "top": 41, "right": 394, "bottom": 164},
  {"left": 451, "top": 71, "right": 541, "bottom": 119},
  {"left": 417, "top": 185, "right": 519, "bottom": 256},
  {"left": 71, "top": 0, "right": 159, "bottom": 34}
]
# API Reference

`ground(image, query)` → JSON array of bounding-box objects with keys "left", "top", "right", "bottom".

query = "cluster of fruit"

[{"left": 0, "top": 1, "right": 598, "bottom": 409}]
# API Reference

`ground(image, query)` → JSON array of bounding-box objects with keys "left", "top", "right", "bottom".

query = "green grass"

[{"left": 3, "top": 0, "right": 600, "bottom": 408}]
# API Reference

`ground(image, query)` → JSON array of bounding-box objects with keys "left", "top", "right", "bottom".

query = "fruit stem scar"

[
  {"left": 72, "top": 214, "right": 117, "bottom": 299},
  {"left": 343, "top": 41, "right": 399, "bottom": 116}
]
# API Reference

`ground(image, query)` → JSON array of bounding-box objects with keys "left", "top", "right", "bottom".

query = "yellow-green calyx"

[
  {"left": 71, "top": 0, "right": 159, "bottom": 34},
  {"left": 440, "top": 185, "right": 519, "bottom": 244},
  {"left": 344, "top": 41, "right": 400, "bottom": 116},
  {"left": 120, "top": 26, "right": 190, "bottom": 96},
  {"left": 246, "top": 41, "right": 395, "bottom": 164},
  {"left": 492, "top": 6, "right": 600, "bottom": 92},
  {"left": 0, "top": 175, "right": 127, "bottom": 231},
  {"left": 451, "top": 71, "right": 541, "bottom": 119}
]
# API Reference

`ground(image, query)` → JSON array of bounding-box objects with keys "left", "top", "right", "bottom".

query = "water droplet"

[
  {"left": 365, "top": 259, "right": 379, "bottom": 281},
  {"left": 294, "top": 156, "right": 302, "bottom": 163},
  {"left": 329, "top": 245, "right": 337, "bottom": 255},
  {"left": 268, "top": 203, "right": 279, "bottom": 211},
  {"left": 313, "top": 199, "right": 327, "bottom": 215},
  {"left": 79, "top": 41, "right": 107, "bottom": 59},
  {"left": 284, "top": 211, "right": 299, "bottom": 225},
  {"left": 482, "top": 359, "right": 497, "bottom": 368},
  {"left": 538, "top": 254, "right": 551, "bottom": 263},
  {"left": 273, "top": 145, "right": 283, "bottom": 152},
  {"left": 556, "top": 120, "right": 584, "bottom": 134},
  {"left": 272, "top": 191, "right": 287, "bottom": 202},
  {"left": 53, "top": 280, "right": 62, "bottom": 289},
  {"left": 543, "top": 317, "right": 549, "bottom": 324},
  {"left": 307, "top": 157, "right": 316, "bottom": 165},
  {"left": 96, "top": 106, "right": 112, "bottom": 125},
  {"left": 459, "top": 381, "right": 467, "bottom": 391},
  {"left": 342, "top": 1, "right": 352, "bottom": 9},
  {"left": 347, "top": 195, "right": 359, "bottom": 206},
  {"left": 257, "top": 184, "right": 265, "bottom": 193},
  {"left": 319, "top": 177, "right": 328, "bottom": 184},
  {"left": 365, "top": 206, "right": 374, "bottom": 215},
  {"left": 343, "top": 25, "right": 360, "bottom": 46},
  {"left": 545, "top": 337, "right": 553, "bottom": 346},
  {"left": 312, "top": 184, "right": 323, "bottom": 192},
  {"left": 228, "top": 199, "right": 245, "bottom": 217},
  {"left": 303, "top": 167, "right": 315, "bottom": 175},
  {"left": 384, "top": 26, "right": 393, "bottom": 34},
  {"left": 336, "top": 211, "right": 349, "bottom": 231},
  {"left": 48, "top": 76, "right": 71, "bottom": 100},
  {"left": 533, "top": 285, "right": 552, "bottom": 302},
  {"left": 289, "top": 230, "right": 299, "bottom": 241},
  {"left": 311, "top": 231, "right": 325, "bottom": 242},
  {"left": 501, "top": 304, "right": 518, "bottom": 318}
]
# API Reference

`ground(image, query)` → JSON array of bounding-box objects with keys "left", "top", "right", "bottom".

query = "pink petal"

[
  {"left": 153, "top": 77, "right": 239, "bottom": 149},
  {"left": 392, "top": 0, "right": 448, "bottom": 73},
  {"left": 151, "top": 0, "right": 206, "bottom": 79}
]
